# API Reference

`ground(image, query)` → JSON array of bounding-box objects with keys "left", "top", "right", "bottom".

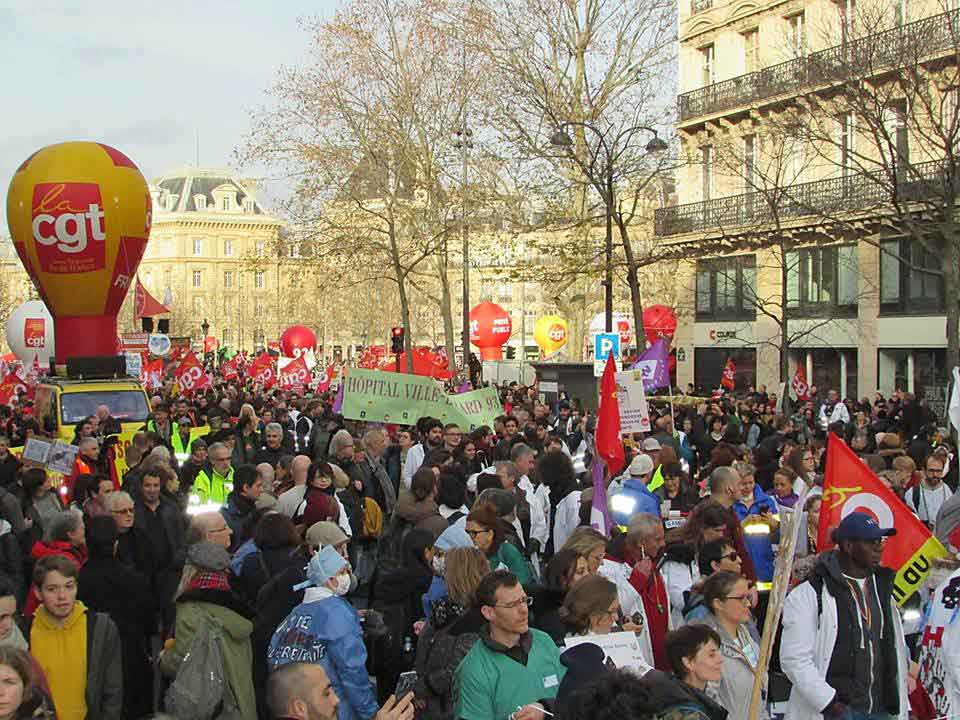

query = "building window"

[
  {"left": 195, "top": 195, "right": 206, "bottom": 211},
  {"left": 787, "top": 13, "right": 805, "bottom": 56},
  {"left": 700, "top": 44, "right": 715, "bottom": 87},
  {"left": 838, "top": 112, "right": 855, "bottom": 175},
  {"left": 224, "top": 239, "right": 234, "bottom": 257},
  {"left": 224, "top": 271, "right": 234, "bottom": 288},
  {"left": 742, "top": 29, "right": 759, "bottom": 72},
  {"left": 256, "top": 241, "right": 265, "bottom": 256},
  {"left": 695, "top": 255, "right": 757, "bottom": 320},
  {"left": 193, "top": 238, "right": 203, "bottom": 256},
  {"left": 254, "top": 270, "right": 264, "bottom": 289},
  {"left": 893, "top": 0, "right": 907, "bottom": 25},
  {"left": 497, "top": 284, "right": 512, "bottom": 302},
  {"left": 786, "top": 244, "right": 858, "bottom": 316},
  {"left": 701, "top": 145, "right": 714, "bottom": 201},
  {"left": 880, "top": 237, "right": 944, "bottom": 313},
  {"left": 943, "top": 87, "right": 959, "bottom": 145},
  {"left": 695, "top": 348, "right": 757, "bottom": 393},
  {"left": 192, "top": 270, "right": 202, "bottom": 288},
  {"left": 883, "top": 101, "right": 909, "bottom": 166},
  {"left": 743, "top": 135, "right": 756, "bottom": 192},
  {"left": 254, "top": 329, "right": 265, "bottom": 346},
  {"left": 222, "top": 329, "right": 232, "bottom": 346},
  {"left": 193, "top": 297, "right": 203, "bottom": 314},
  {"left": 244, "top": 200, "right": 255, "bottom": 213},
  {"left": 840, "top": 0, "right": 856, "bottom": 41},
  {"left": 254, "top": 301, "right": 264, "bottom": 318},
  {"left": 222, "top": 197, "right": 230, "bottom": 211}
]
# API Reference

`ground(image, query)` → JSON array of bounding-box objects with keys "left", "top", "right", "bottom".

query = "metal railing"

[
  {"left": 679, "top": 9, "right": 960, "bottom": 121},
  {"left": 654, "top": 159, "right": 949, "bottom": 236},
  {"left": 691, "top": 0, "right": 713, "bottom": 14}
]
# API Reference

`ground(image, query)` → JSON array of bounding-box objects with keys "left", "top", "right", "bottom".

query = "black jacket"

[
  {"left": 254, "top": 444, "right": 285, "bottom": 468},
  {"left": 79, "top": 556, "right": 156, "bottom": 718},
  {"left": 134, "top": 496, "right": 188, "bottom": 572},
  {"left": 530, "top": 586, "right": 567, "bottom": 646}
]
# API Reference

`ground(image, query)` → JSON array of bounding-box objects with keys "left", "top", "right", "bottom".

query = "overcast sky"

[{"left": 0, "top": 1, "right": 343, "bottom": 217}]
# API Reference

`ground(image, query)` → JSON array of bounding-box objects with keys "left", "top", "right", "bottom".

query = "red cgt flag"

[
  {"left": 720, "top": 357, "right": 736, "bottom": 390},
  {"left": 792, "top": 365, "right": 810, "bottom": 401},
  {"left": 221, "top": 355, "right": 240, "bottom": 382},
  {"left": 279, "top": 356, "right": 309, "bottom": 391},
  {"left": 249, "top": 352, "right": 276, "bottom": 389},
  {"left": 141, "top": 358, "right": 164, "bottom": 390},
  {"left": 818, "top": 433, "right": 949, "bottom": 604},
  {"left": 596, "top": 351, "right": 625, "bottom": 476},
  {"left": 0, "top": 372, "right": 25, "bottom": 406},
  {"left": 134, "top": 277, "right": 170, "bottom": 318},
  {"left": 176, "top": 351, "right": 210, "bottom": 395}
]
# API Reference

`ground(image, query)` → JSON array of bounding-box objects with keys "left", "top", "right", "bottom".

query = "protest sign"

[
  {"left": 615, "top": 370, "right": 651, "bottom": 434},
  {"left": 340, "top": 369, "right": 501, "bottom": 429},
  {"left": 562, "top": 631, "right": 651, "bottom": 674},
  {"left": 22, "top": 438, "right": 78, "bottom": 475}
]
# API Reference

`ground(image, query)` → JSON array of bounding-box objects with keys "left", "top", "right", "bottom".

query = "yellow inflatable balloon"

[
  {"left": 534, "top": 316, "right": 568, "bottom": 356},
  {"left": 6, "top": 142, "right": 151, "bottom": 364}
]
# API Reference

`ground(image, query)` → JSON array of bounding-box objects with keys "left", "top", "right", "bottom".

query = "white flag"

[{"left": 949, "top": 367, "right": 960, "bottom": 434}]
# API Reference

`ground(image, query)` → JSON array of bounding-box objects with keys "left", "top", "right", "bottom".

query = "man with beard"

[{"left": 402, "top": 418, "right": 444, "bottom": 489}]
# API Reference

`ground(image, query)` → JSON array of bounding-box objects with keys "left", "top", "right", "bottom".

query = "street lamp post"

[{"left": 550, "top": 123, "right": 667, "bottom": 336}]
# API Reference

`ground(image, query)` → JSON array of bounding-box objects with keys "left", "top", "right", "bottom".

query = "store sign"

[{"left": 709, "top": 329, "right": 740, "bottom": 341}]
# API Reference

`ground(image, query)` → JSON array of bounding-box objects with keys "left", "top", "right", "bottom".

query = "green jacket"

[
  {"left": 489, "top": 542, "right": 532, "bottom": 585},
  {"left": 161, "top": 588, "right": 256, "bottom": 720}
]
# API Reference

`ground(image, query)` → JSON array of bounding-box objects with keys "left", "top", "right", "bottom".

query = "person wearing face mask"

[
  {"left": 268, "top": 545, "right": 379, "bottom": 720},
  {"left": 422, "top": 524, "right": 473, "bottom": 620}
]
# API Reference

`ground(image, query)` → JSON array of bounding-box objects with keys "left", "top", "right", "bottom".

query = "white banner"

[{"left": 615, "top": 370, "right": 651, "bottom": 434}]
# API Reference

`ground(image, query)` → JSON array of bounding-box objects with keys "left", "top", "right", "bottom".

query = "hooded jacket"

[
  {"left": 779, "top": 550, "right": 908, "bottom": 720},
  {"left": 732, "top": 486, "right": 779, "bottom": 583},
  {"left": 700, "top": 613, "right": 768, "bottom": 720},
  {"left": 160, "top": 587, "right": 257, "bottom": 720},
  {"left": 414, "top": 605, "right": 485, "bottom": 720},
  {"left": 662, "top": 542, "right": 700, "bottom": 629}
]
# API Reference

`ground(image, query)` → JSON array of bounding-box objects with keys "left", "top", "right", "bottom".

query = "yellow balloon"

[{"left": 534, "top": 316, "right": 568, "bottom": 355}]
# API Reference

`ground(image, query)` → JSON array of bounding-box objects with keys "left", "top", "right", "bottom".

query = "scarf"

[
  {"left": 0, "top": 620, "right": 27, "bottom": 650},
  {"left": 188, "top": 570, "right": 231, "bottom": 593}
]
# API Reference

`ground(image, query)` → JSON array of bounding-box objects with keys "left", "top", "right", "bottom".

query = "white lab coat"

[
  {"left": 818, "top": 402, "right": 850, "bottom": 429},
  {"left": 518, "top": 476, "right": 549, "bottom": 550},
  {"left": 402, "top": 443, "right": 426, "bottom": 489},
  {"left": 551, "top": 490, "right": 582, "bottom": 552},
  {"left": 780, "top": 575, "right": 908, "bottom": 720},
  {"left": 662, "top": 558, "right": 700, "bottom": 628}
]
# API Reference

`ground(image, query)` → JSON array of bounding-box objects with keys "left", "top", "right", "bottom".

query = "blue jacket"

[
  {"left": 268, "top": 594, "right": 378, "bottom": 720},
  {"left": 610, "top": 478, "right": 661, "bottom": 526},
  {"left": 733, "top": 488, "right": 778, "bottom": 583}
]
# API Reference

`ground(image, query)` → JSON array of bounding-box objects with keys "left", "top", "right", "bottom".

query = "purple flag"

[
  {"left": 457, "top": 380, "right": 471, "bottom": 394},
  {"left": 331, "top": 381, "right": 345, "bottom": 414},
  {"left": 630, "top": 338, "right": 670, "bottom": 392},
  {"left": 589, "top": 456, "right": 613, "bottom": 535}
]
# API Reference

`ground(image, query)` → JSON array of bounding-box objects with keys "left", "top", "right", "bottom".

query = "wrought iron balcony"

[
  {"left": 654, "top": 159, "right": 948, "bottom": 236},
  {"left": 691, "top": 0, "right": 713, "bottom": 14},
  {"left": 679, "top": 9, "right": 960, "bottom": 121}
]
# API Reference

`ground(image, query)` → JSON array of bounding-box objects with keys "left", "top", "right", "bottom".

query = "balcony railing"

[
  {"left": 654, "top": 159, "right": 948, "bottom": 236},
  {"left": 691, "top": 0, "right": 713, "bottom": 14},
  {"left": 679, "top": 9, "right": 960, "bottom": 121}
]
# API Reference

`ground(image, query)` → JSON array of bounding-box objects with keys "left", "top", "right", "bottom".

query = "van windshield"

[{"left": 60, "top": 391, "right": 150, "bottom": 425}]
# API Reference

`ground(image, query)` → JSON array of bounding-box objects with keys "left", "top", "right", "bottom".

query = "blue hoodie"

[
  {"left": 268, "top": 592, "right": 378, "bottom": 720},
  {"left": 610, "top": 477, "right": 661, "bottom": 526},
  {"left": 733, "top": 487, "right": 778, "bottom": 583}
]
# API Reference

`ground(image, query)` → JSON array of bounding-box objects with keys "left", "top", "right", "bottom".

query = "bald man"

[
  {"left": 189, "top": 511, "right": 232, "bottom": 549},
  {"left": 276, "top": 456, "right": 312, "bottom": 517},
  {"left": 267, "top": 662, "right": 413, "bottom": 720},
  {"left": 257, "top": 462, "right": 276, "bottom": 494}
]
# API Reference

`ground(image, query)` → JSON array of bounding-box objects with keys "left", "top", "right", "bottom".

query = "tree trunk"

[
  {"left": 945, "top": 238, "right": 960, "bottom": 374},
  {"left": 436, "top": 252, "right": 458, "bottom": 378},
  {"left": 389, "top": 224, "right": 415, "bottom": 374},
  {"left": 616, "top": 217, "right": 648, "bottom": 351}
]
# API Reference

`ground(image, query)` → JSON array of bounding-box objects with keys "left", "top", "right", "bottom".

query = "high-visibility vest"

[{"left": 191, "top": 466, "right": 234, "bottom": 506}]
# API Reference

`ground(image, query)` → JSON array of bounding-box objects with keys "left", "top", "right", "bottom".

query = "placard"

[
  {"left": 615, "top": 370, "right": 651, "bottom": 433},
  {"left": 563, "top": 631, "right": 651, "bottom": 674}
]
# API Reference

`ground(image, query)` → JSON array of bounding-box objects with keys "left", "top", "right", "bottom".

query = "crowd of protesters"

[{"left": 0, "top": 374, "right": 950, "bottom": 719}]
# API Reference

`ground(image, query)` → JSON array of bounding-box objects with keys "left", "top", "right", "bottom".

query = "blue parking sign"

[{"left": 593, "top": 333, "right": 620, "bottom": 376}]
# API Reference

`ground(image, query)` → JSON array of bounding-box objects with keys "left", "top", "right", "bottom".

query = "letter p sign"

[{"left": 593, "top": 333, "right": 621, "bottom": 377}]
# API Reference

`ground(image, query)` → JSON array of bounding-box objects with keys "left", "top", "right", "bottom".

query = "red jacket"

[{"left": 24, "top": 540, "right": 88, "bottom": 618}]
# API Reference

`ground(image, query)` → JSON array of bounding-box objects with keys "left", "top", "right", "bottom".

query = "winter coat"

[
  {"left": 598, "top": 556, "right": 656, "bottom": 668},
  {"left": 221, "top": 491, "right": 258, "bottom": 551},
  {"left": 235, "top": 543, "right": 304, "bottom": 608},
  {"left": 639, "top": 670, "right": 729, "bottom": 720},
  {"left": 414, "top": 605, "right": 484, "bottom": 720},
  {"left": 393, "top": 491, "right": 448, "bottom": 540},
  {"left": 779, "top": 551, "right": 908, "bottom": 720},
  {"left": 268, "top": 592, "right": 378, "bottom": 720},
  {"left": 610, "top": 477, "right": 662, "bottom": 526},
  {"left": 160, "top": 587, "right": 257, "bottom": 720},
  {"left": 732, "top": 487, "right": 779, "bottom": 583},
  {"left": 253, "top": 444, "right": 285, "bottom": 469},
  {"left": 134, "top": 495, "right": 188, "bottom": 571},
  {"left": 700, "top": 613, "right": 768, "bottom": 720},
  {"left": 78, "top": 556, "right": 157, "bottom": 718},
  {"left": 295, "top": 487, "right": 341, "bottom": 530},
  {"left": 918, "top": 565, "right": 960, "bottom": 717},
  {"left": 530, "top": 585, "right": 567, "bottom": 646},
  {"left": 232, "top": 430, "right": 261, "bottom": 467}
]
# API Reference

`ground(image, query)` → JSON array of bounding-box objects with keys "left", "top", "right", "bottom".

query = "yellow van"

[{"left": 34, "top": 378, "right": 151, "bottom": 443}]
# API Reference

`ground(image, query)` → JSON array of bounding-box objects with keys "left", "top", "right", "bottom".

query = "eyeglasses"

[
  {"left": 111, "top": 508, "right": 134, "bottom": 515},
  {"left": 926, "top": 467, "right": 945, "bottom": 474},
  {"left": 466, "top": 528, "right": 491, "bottom": 538},
  {"left": 724, "top": 594, "right": 752, "bottom": 605},
  {"left": 211, "top": 526, "right": 230, "bottom": 533},
  {"left": 493, "top": 596, "right": 533, "bottom": 610},
  {"left": 720, "top": 551, "right": 740, "bottom": 562}
]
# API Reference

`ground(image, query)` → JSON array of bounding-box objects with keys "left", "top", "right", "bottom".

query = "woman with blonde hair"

[
  {"left": 561, "top": 526, "right": 607, "bottom": 574},
  {"left": 414, "top": 547, "right": 490, "bottom": 720}
]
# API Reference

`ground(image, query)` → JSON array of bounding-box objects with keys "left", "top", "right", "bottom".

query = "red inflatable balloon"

[
  {"left": 470, "top": 302, "right": 512, "bottom": 360},
  {"left": 642, "top": 305, "right": 678, "bottom": 341},
  {"left": 279, "top": 325, "right": 316, "bottom": 360}
]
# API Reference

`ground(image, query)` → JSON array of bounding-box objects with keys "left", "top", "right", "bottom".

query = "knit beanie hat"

[{"left": 434, "top": 524, "right": 472, "bottom": 552}]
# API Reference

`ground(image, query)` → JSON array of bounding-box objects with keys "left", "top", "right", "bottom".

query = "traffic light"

[
  {"left": 391, "top": 326, "right": 405, "bottom": 354},
  {"left": 506, "top": 345, "right": 516, "bottom": 360}
]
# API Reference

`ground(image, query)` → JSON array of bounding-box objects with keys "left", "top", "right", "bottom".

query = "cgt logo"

[
  {"left": 23, "top": 318, "right": 45, "bottom": 349},
  {"left": 548, "top": 324, "right": 567, "bottom": 342},
  {"left": 31, "top": 183, "right": 107, "bottom": 274}
]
